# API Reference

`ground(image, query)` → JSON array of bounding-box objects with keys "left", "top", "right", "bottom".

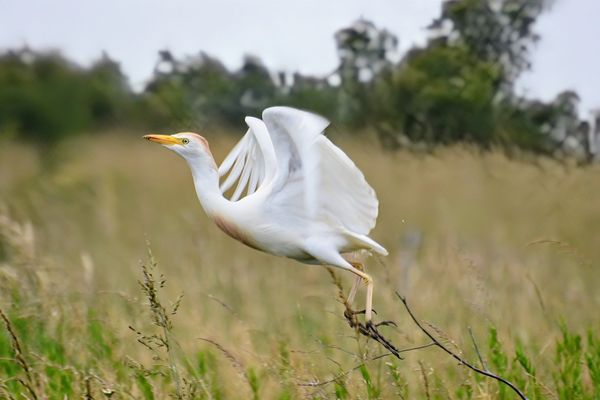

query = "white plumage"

[{"left": 144, "top": 106, "right": 387, "bottom": 322}]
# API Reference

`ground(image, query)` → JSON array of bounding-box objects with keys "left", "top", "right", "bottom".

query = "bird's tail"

[{"left": 345, "top": 231, "right": 388, "bottom": 256}]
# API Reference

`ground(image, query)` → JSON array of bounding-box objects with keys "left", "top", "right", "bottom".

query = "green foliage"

[
  {"left": 247, "top": 366, "right": 261, "bottom": 400},
  {"left": 367, "top": 0, "right": 582, "bottom": 154},
  {"left": 145, "top": 52, "right": 277, "bottom": 130},
  {"left": 334, "top": 380, "right": 350, "bottom": 399},
  {"left": 87, "top": 311, "right": 114, "bottom": 360},
  {"left": 359, "top": 363, "right": 381, "bottom": 399},
  {"left": 370, "top": 43, "right": 501, "bottom": 146},
  {"left": 136, "top": 372, "right": 156, "bottom": 400},
  {"left": 386, "top": 361, "right": 409, "bottom": 399},
  {"left": 455, "top": 380, "right": 473, "bottom": 400},
  {"left": 277, "top": 389, "right": 293, "bottom": 400},
  {"left": 488, "top": 327, "right": 508, "bottom": 375},
  {"left": 1, "top": 227, "right": 599, "bottom": 398},
  {"left": 195, "top": 350, "right": 224, "bottom": 399},
  {"left": 275, "top": 74, "right": 340, "bottom": 122},
  {"left": 488, "top": 327, "right": 509, "bottom": 398},
  {"left": 514, "top": 341, "right": 543, "bottom": 400},
  {"left": 0, "top": 309, "right": 77, "bottom": 398},
  {"left": 587, "top": 330, "right": 600, "bottom": 398},
  {"left": 555, "top": 322, "right": 584, "bottom": 400}
]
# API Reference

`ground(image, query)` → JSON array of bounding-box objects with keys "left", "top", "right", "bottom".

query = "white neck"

[{"left": 186, "top": 156, "right": 228, "bottom": 216}]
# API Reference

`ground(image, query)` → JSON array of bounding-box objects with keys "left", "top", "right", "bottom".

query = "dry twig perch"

[{"left": 397, "top": 293, "right": 528, "bottom": 400}]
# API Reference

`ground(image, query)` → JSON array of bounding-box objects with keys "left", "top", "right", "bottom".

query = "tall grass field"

[{"left": 1, "top": 131, "right": 599, "bottom": 399}]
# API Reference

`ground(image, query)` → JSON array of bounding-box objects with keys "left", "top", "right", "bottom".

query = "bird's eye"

[{"left": 181, "top": 138, "right": 190, "bottom": 144}]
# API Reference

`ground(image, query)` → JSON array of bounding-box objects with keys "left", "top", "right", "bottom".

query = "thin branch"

[
  {"left": 298, "top": 342, "right": 436, "bottom": 387},
  {"left": 397, "top": 294, "right": 528, "bottom": 400}
]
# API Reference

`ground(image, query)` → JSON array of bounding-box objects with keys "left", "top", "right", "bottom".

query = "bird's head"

[{"left": 144, "top": 132, "right": 215, "bottom": 166}]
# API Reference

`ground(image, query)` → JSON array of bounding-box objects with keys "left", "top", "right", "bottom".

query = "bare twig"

[
  {"left": 298, "top": 342, "right": 436, "bottom": 387},
  {"left": 397, "top": 294, "right": 528, "bottom": 400},
  {"left": 299, "top": 353, "right": 392, "bottom": 388}
]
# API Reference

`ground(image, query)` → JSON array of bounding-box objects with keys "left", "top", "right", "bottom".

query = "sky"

[{"left": 1, "top": 0, "right": 599, "bottom": 115}]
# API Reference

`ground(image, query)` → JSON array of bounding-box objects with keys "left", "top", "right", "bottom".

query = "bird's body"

[{"left": 145, "top": 106, "right": 386, "bottom": 322}]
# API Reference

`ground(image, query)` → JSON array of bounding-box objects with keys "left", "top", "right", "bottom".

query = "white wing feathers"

[
  {"left": 218, "top": 107, "right": 379, "bottom": 237},
  {"left": 311, "top": 135, "right": 379, "bottom": 234},
  {"left": 262, "top": 107, "right": 329, "bottom": 220},
  {"left": 262, "top": 106, "right": 329, "bottom": 190},
  {"left": 218, "top": 117, "right": 276, "bottom": 201}
]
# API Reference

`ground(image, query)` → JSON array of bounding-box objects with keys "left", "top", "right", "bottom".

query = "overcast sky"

[{"left": 1, "top": 0, "right": 599, "bottom": 115}]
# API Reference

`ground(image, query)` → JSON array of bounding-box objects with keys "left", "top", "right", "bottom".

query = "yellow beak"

[{"left": 143, "top": 134, "right": 182, "bottom": 146}]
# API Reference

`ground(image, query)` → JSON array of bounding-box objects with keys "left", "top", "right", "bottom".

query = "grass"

[{"left": 0, "top": 131, "right": 599, "bottom": 398}]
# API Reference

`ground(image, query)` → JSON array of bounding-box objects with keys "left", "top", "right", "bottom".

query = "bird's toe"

[
  {"left": 348, "top": 308, "right": 378, "bottom": 316},
  {"left": 375, "top": 320, "right": 397, "bottom": 328}
]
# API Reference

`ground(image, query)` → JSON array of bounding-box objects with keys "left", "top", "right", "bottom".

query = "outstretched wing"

[
  {"left": 218, "top": 117, "right": 277, "bottom": 201},
  {"left": 262, "top": 106, "right": 379, "bottom": 235}
]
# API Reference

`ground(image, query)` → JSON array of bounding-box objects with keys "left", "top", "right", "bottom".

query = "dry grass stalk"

[
  {"left": 130, "top": 246, "right": 186, "bottom": 398},
  {"left": 418, "top": 360, "right": 431, "bottom": 400},
  {"left": 0, "top": 308, "right": 39, "bottom": 399},
  {"left": 2, "top": 137, "right": 599, "bottom": 398}
]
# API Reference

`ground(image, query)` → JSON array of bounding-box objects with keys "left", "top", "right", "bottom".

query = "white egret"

[{"left": 144, "top": 106, "right": 387, "bottom": 327}]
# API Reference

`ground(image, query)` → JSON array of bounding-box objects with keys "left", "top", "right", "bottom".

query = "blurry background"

[
  {"left": 0, "top": 0, "right": 599, "bottom": 156},
  {"left": 1, "top": 1, "right": 600, "bottom": 399}
]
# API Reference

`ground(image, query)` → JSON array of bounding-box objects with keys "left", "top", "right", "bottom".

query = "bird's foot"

[
  {"left": 364, "top": 320, "right": 403, "bottom": 359},
  {"left": 343, "top": 307, "right": 361, "bottom": 328},
  {"left": 343, "top": 308, "right": 402, "bottom": 360}
]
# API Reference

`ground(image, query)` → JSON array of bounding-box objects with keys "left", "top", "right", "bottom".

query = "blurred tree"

[
  {"left": 275, "top": 73, "right": 339, "bottom": 121},
  {"left": 0, "top": 48, "right": 131, "bottom": 143},
  {"left": 87, "top": 53, "right": 131, "bottom": 124},
  {"left": 144, "top": 51, "right": 231, "bottom": 129},
  {"left": 430, "top": 0, "right": 550, "bottom": 91},
  {"left": 370, "top": 43, "right": 501, "bottom": 148},
  {"left": 365, "top": 0, "right": 577, "bottom": 154},
  {"left": 502, "top": 90, "right": 584, "bottom": 155},
  {"left": 144, "top": 52, "right": 277, "bottom": 130},
  {"left": 334, "top": 19, "right": 398, "bottom": 126},
  {"left": 0, "top": 49, "right": 88, "bottom": 142},
  {"left": 235, "top": 55, "right": 277, "bottom": 117},
  {"left": 0, "top": 1, "right": 591, "bottom": 160}
]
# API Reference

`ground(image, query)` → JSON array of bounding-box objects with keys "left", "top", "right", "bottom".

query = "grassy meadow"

[{"left": 0, "top": 131, "right": 599, "bottom": 399}]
